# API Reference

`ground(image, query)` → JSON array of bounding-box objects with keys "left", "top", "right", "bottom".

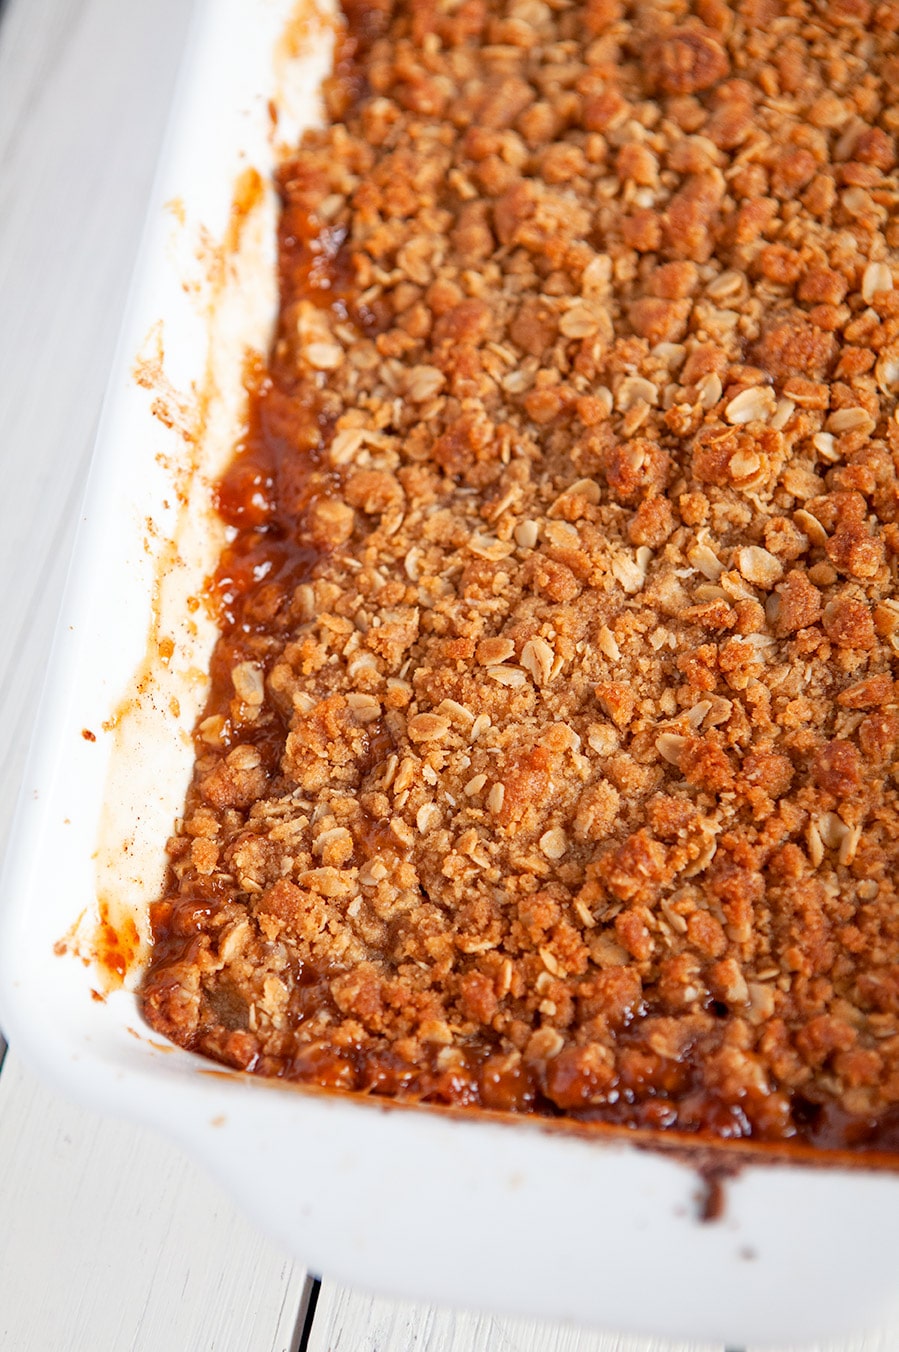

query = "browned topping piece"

[
  {"left": 643, "top": 26, "right": 730, "bottom": 98},
  {"left": 142, "top": 0, "right": 899, "bottom": 1155}
]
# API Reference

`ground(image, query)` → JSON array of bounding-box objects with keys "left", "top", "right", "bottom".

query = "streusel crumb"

[{"left": 142, "top": 0, "right": 899, "bottom": 1151}]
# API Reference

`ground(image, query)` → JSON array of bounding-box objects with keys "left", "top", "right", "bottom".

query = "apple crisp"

[{"left": 142, "top": 0, "right": 899, "bottom": 1151}]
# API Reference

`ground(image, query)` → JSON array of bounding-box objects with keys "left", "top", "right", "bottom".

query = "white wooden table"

[{"left": 0, "top": 3, "right": 894, "bottom": 1348}]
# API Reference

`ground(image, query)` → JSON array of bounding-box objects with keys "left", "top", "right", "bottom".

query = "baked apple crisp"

[{"left": 142, "top": 0, "right": 899, "bottom": 1151}]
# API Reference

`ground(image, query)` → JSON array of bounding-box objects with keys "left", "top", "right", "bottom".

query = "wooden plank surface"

[
  {"left": 305, "top": 1284, "right": 899, "bottom": 1352},
  {"left": 305, "top": 1281, "right": 899, "bottom": 1352},
  {"left": 755, "top": 1341, "right": 895, "bottom": 1352},
  {"left": 0, "top": 1053, "right": 309, "bottom": 1351},
  {"left": 0, "top": 0, "right": 198, "bottom": 867},
  {"left": 305, "top": 1281, "right": 725, "bottom": 1352}
]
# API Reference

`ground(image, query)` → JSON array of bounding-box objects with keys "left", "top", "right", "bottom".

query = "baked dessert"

[{"left": 142, "top": 0, "right": 899, "bottom": 1153}]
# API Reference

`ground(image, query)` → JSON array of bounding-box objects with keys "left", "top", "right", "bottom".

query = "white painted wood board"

[
  {"left": 0, "top": 1053, "right": 308, "bottom": 1351},
  {"left": 752, "top": 1341, "right": 897, "bottom": 1352},
  {"left": 0, "top": 0, "right": 198, "bottom": 870},
  {"left": 306, "top": 1280, "right": 899, "bottom": 1352},
  {"left": 306, "top": 1281, "right": 726, "bottom": 1352}
]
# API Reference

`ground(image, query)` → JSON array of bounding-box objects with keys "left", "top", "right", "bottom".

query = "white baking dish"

[{"left": 1, "top": 1, "right": 899, "bottom": 1343}]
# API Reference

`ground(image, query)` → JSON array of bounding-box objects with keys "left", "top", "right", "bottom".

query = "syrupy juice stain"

[
  {"left": 186, "top": 367, "right": 328, "bottom": 781},
  {"left": 72, "top": 161, "right": 280, "bottom": 993},
  {"left": 94, "top": 902, "right": 141, "bottom": 987}
]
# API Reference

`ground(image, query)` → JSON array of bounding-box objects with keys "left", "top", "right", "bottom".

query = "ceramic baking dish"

[{"left": 2, "top": 0, "right": 899, "bottom": 1343}]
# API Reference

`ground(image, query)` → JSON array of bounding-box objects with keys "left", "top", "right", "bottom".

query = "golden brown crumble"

[{"left": 142, "top": 0, "right": 899, "bottom": 1150}]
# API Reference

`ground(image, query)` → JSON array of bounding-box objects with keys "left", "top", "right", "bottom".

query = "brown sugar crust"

[{"left": 141, "top": 0, "right": 899, "bottom": 1152}]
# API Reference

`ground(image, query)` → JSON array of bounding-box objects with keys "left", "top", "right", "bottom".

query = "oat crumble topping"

[{"left": 141, "top": 0, "right": 899, "bottom": 1150}]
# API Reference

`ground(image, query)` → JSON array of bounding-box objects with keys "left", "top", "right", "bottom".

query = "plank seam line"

[{"left": 292, "top": 1273, "right": 322, "bottom": 1352}]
